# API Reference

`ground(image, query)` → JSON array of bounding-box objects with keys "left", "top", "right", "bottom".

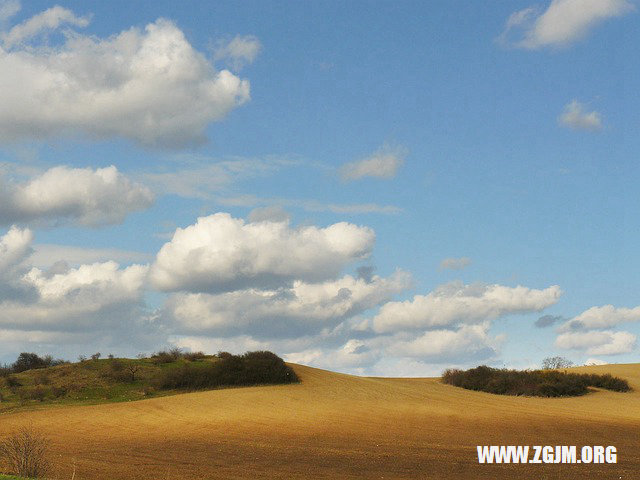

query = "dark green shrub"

[
  {"left": 442, "top": 366, "right": 630, "bottom": 397},
  {"left": 154, "top": 351, "right": 298, "bottom": 391}
]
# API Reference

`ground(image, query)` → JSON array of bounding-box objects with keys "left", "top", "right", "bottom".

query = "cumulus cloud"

[
  {"left": 150, "top": 213, "right": 375, "bottom": 293},
  {"left": 0, "top": 165, "right": 154, "bottom": 227},
  {"left": 339, "top": 144, "right": 407, "bottom": 181},
  {"left": 0, "top": 261, "right": 148, "bottom": 331},
  {"left": 0, "top": 225, "right": 33, "bottom": 300},
  {"left": 499, "top": 0, "right": 634, "bottom": 49},
  {"left": 387, "top": 323, "right": 504, "bottom": 362},
  {"left": 0, "top": 224, "right": 32, "bottom": 273},
  {"left": 164, "top": 270, "right": 411, "bottom": 338},
  {"left": 555, "top": 330, "right": 636, "bottom": 355},
  {"left": 439, "top": 257, "right": 471, "bottom": 271},
  {"left": 558, "top": 304, "right": 640, "bottom": 331},
  {"left": 0, "top": 7, "right": 250, "bottom": 147},
  {"left": 558, "top": 100, "right": 602, "bottom": 131},
  {"left": 372, "top": 281, "right": 562, "bottom": 333},
  {"left": 213, "top": 35, "right": 262, "bottom": 70}
]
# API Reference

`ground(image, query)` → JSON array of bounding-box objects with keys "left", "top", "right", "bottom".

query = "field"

[{"left": 1, "top": 363, "right": 639, "bottom": 479}]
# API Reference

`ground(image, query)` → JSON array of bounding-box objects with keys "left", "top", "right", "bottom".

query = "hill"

[
  {"left": 0, "top": 351, "right": 297, "bottom": 413},
  {"left": 0, "top": 363, "right": 639, "bottom": 479}
]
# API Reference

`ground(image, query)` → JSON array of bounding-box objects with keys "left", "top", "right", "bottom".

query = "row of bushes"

[
  {"left": 155, "top": 351, "right": 298, "bottom": 390},
  {"left": 150, "top": 348, "right": 206, "bottom": 364},
  {"left": 442, "top": 366, "right": 630, "bottom": 397}
]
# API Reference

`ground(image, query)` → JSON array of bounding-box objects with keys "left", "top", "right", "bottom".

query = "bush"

[
  {"left": 154, "top": 351, "right": 298, "bottom": 391},
  {"left": 183, "top": 351, "right": 206, "bottom": 361},
  {"left": 151, "top": 347, "right": 183, "bottom": 364},
  {"left": 442, "top": 365, "right": 630, "bottom": 397},
  {"left": 0, "top": 427, "right": 51, "bottom": 478}
]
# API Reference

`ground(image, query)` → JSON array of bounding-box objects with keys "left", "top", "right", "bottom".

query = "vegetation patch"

[
  {"left": 0, "top": 350, "right": 298, "bottom": 412},
  {"left": 442, "top": 365, "right": 631, "bottom": 397},
  {"left": 154, "top": 351, "right": 298, "bottom": 390}
]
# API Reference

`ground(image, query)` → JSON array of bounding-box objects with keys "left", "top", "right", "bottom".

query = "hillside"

[{"left": 1, "top": 363, "right": 639, "bottom": 479}]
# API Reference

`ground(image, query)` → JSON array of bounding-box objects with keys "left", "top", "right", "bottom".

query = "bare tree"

[
  {"left": 125, "top": 363, "right": 141, "bottom": 381},
  {"left": 542, "top": 356, "right": 574, "bottom": 370},
  {"left": 0, "top": 426, "right": 51, "bottom": 478}
]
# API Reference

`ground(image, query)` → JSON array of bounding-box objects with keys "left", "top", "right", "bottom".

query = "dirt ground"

[{"left": 1, "top": 363, "right": 639, "bottom": 479}]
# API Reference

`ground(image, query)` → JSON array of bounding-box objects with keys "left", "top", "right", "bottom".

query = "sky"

[{"left": 0, "top": 0, "right": 638, "bottom": 376}]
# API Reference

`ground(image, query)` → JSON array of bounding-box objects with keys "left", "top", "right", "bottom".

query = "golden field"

[{"left": 1, "top": 363, "right": 639, "bottom": 479}]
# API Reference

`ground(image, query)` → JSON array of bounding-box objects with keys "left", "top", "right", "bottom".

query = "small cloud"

[
  {"left": 498, "top": 0, "right": 634, "bottom": 49},
  {"left": 535, "top": 314, "right": 563, "bottom": 328},
  {"left": 439, "top": 257, "right": 471, "bottom": 271},
  {"left": 339, "top": 144, "right": 407, "bottom": 181},
  {"left": 558, "top": 100, "right": 602, "bottom": 131},
  {"left": 213, "top": 35, "right": 262, "bottom": 71},
  {"left": 584, "top": 358, "right": 607, "bottom": 366}
]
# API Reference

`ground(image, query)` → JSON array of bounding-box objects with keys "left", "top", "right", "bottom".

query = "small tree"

[
  {"left": 91, "top": 352, "right": 101, "bottom": 361},
  {"left": 0, "top": 426, "right": 51, "bottom": 478},
  {"left": 542, "top": 356, "right": 574, "bottom": 370},
  {"left": 125, "top": 363, "right": 140, "bottom": 382}
]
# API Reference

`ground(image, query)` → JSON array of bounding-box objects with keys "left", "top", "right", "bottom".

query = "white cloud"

[
  {"left": 213, "top": 35, "right": 262, "bottom": 70},
  {"left": 2, "top": 5, "right": 91, "bottom": 47},
  {"left": 558, "top": 100, "right": 602, "bottom": 131},
  {"left": 339, "top": 144, "right": 407, "bottom": 181},
  {"left": 387, "top": 323, "right": 504, "bottom": 362},
  {"left": 439, "top": 257, "right": 472, "bottom": 270},
  {"left": 150, "top": 213, "right": 376, "bottom": 293},
  {"left": 0, "top": 225, "right": 32, "bottom": 273},
  {"left": 584, "top": 357, "right": 607, "bottom": 366},
  {"left": 164, "top": 270, "right": 411, "bottom": 337},
  {"left": 0, "top": 261, "right": 148, "bottom": 331},
  {"left": 558, "top": 304, "right": 640, "bottom": 331},
  {"left": 499, "top": 0, "right": 634, "bottom": 49},
  {"left": 373, "top": 281, "right": 562, "bottom": 333},
  {"left": 0, "top": 9, "right": 250, "bottom": 147},
  {"left": 0, "top": 165, "right": 154, "bottom": 226},
  {"left": 555, "top": 330, "right": 636, "bottom": 355}
]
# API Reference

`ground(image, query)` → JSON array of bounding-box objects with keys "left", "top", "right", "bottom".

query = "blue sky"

[{"left": 0, "top": 0, "right": 638, "bottom": 375}]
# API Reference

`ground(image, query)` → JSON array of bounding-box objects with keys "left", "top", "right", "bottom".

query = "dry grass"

[{"left": 0, "top": 363, "right": 639, "bottom": 479}]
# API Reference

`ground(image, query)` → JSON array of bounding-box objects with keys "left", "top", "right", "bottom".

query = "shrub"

[
  {"left": 183, "top": 351, "right": 206, "bottom": 361},
  {"left": 154, "top": 351, "right": 298, "bottom": 391},
  {"left": 151, "top": 348, "right": 182, "bottom": 364},
  {"left": 0, "top": 426, "right": 51, "bottom": 478},
  {"left": 442, "top": 365, "right": 630, "bottom": 397}
]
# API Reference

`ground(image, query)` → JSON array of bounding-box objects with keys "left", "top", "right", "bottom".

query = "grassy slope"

[
  {"left": 0, "top": 357, "right": 215, "bottom": 413},
  {"left": 1, "top": 363, "right": 639, "bottom": 479}
]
